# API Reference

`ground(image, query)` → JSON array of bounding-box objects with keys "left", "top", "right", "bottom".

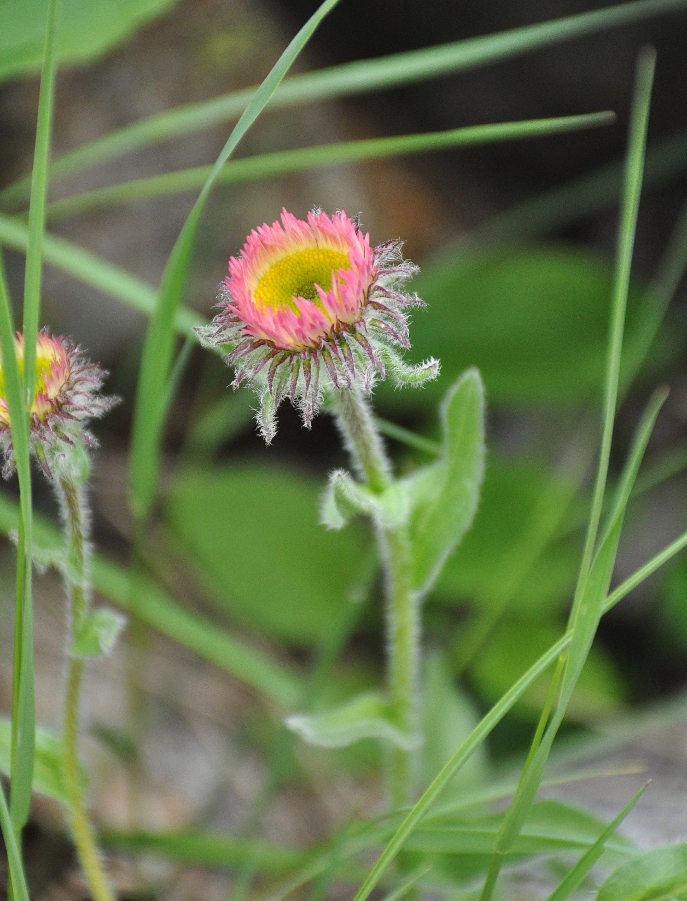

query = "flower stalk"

[
  {"left": 333, "top": 387, "right": 420, "bottom": 807},
  {"left": 56, "top": 468, "right": 115, "bottom": 901}
]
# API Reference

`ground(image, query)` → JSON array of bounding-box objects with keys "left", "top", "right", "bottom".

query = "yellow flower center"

[
  {"left": 255, "top": 248, "right": 351, "bottom": 314},
  {"left": 0, "top": 346, "right": 64, "bottom": 422}
]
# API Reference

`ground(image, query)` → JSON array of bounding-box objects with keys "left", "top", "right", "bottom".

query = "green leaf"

[
  {"left": 596, "top": 844, "right": 687, "bottom": 901},
  {"left": 164, "top": 462, "right": 366, "bottom": 645},
  {"left": 71, "top": 608, "right": 126, "bottom": 658},
  {"left": 404, "top": 245, "right": 653, "bottom": 410},
  {"left": 0, "top": 717, "right": 76, "bottom": 803},
  {"left": 407, "top": 369, "right": 485, "bottom": 597},
  {"left": 0, "top": 0, "right": 181, "bottom": 83},
  {"left": 286, "top": 693, "right": 417, "bottom": 750}
]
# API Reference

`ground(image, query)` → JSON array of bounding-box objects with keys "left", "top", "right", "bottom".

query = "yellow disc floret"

[{"left": 255, "top": 248, "right": 351, "bottom": 314}]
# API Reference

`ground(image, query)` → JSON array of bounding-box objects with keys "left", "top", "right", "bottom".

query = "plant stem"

[
  {"left": 332, "top": 388, "right": 420, "bottom": 808},
  {"left": 57, "top": 472, "right": 116, "bottom": 901}
]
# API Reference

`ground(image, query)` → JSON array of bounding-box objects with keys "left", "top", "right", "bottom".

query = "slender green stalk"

[
  {"left": 57, "top": 472, "right": 115, "bottom": 901},
  {"left": 333, "top": 388, "right": 419, "bottom": 808}
]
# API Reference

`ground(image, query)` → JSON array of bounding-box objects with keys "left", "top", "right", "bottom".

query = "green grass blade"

[
  {"left": 545, "top": 784, "right": 648, "bottom": 901},
  {"left": 0, "top": 0, "right": 683, "bottom": 207},
  {"left": 0, "top": 258, "right": 34, "bottom": 840},
  {"left": 355, "top": 52, "right": 659, "bottom": 901},
  {"left": 478, "top": 387, "right": 665, "bottom": 901},
  {"left": 575, "top": 48, "right": 655, "bottom": 588},
  {"left": 128, "top": 0, "right": 340, "bottom": 522},
  {"left": 478, "top": 51, "right": 657, "bottom": 901},
  {"left": 21, "top": 0, "right": 58, "bottom": 403},
  {"left": 43, "top": 112, "right": 614, "bottom": 221},
  {"left": 0, "top": 781, "right": 30, "bottom": 901},
  {"left": 9, "top": 0, "right": 59, "bottom": 836}
]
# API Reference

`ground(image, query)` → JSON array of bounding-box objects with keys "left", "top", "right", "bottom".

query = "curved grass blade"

[
  {"left": 128, "top": 0, "right": 340, "bottom": 523},
  {"left": 43, "top": 112, "right": 615, "bottom": 221},
  {"left": 0, "top": 0, "right": 684, "bottom": 207}
]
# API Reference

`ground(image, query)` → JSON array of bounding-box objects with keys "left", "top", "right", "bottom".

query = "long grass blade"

[
  {"left": 21, "top": 0, "right": 58, "bottom": 402},
  {"left": 477, "top": 49, "right": 656, "bottom": 901},
  {"left": 575, "top": 48, "right": 655, "bottom": 587},
  {"left": 0, "top": 0, "right": 684, "bottom": 207},
  {"left": 128, "top": 0, "right": 340, "bottom": 523},
  {"left": 0, "top": 257, "right": 33, "bottom": 884},
  {"left": 354, "top": 48, "right": 658, "bottom": 901},
  {"left": 7, "top": 0, "right": 59, "bottom": 839},
  {"left": 42, "top": 112, "right": 614, "bottom": 221}
]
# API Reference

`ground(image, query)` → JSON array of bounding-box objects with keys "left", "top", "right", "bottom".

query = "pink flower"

[
  {"left": 0, "top": 331, "right": 118, "bottom": 478},
  {"left": 197, "top": 208, "right": 438, "bottom": 441}
]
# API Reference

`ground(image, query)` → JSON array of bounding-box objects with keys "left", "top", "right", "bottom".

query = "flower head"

[
  {"left": 0, "top": 330, "right": 118, "bottom": 478},
  {"left": 196, "top": 208, "right": 439, "bottom": 442}
]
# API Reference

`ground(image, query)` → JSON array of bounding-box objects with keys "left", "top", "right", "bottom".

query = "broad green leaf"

[
  {"left": 403, "top": 245, "right": 654, "bottom": 409},
  {"left": 71, "top": 608, "right": 126, "bottom": 658},
  {"left": 597, "top": 844, "right": 687, "bottom": 901},
  {"left": 468, "top": 620, "right": 626, "bottom": 722},
  {"left": 408, "top": 799, "right": 633, "bottom": 857},
  {"left": 435, "top": 457, "right": 581, "bottom": 615},
  {"left": 164, "top": 462, "right": 366, "bottom": 645},
  {"left": 408, "top": 369, "right": 485, "bottom": 597},
  {"left": 0, "top": 0, "right": 181, "bottom": 83},
  {"left": 286, "top": 693, "right": 416, "bottom": 750},
  {"left": 0, "top": 717, "right": 76, "bottom": 802}
]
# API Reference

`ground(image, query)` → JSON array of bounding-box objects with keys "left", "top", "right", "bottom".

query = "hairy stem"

[
  {"left": 333, "top": 388, "right": 419, "bottom": 808},
  {"left": 57, "top": 473, "right": 115, "bottom": 901}
]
